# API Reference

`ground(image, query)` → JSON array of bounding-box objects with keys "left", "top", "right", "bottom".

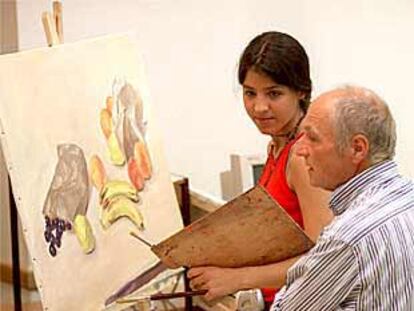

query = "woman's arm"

[
  {"left": 287, "top": 150, "right": 333, "bottom": 241},
  {"left": 188, "top": 256, "right": 300, "bottom": 301}
]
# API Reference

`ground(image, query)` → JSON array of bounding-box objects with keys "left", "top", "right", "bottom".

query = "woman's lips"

[{"left": 255, "top": 117, "right": 275, "bottom": 124}]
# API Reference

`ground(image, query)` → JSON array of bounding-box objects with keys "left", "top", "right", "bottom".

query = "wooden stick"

[
  {"left": 41, "top": 11, "right": 59, "bottom": 46},
  {"left": 129, "top": 231, "right": 153, "bottom": 248},
  {"left": 53, "top": 1, "right": 63, "bottom": 43},
  {"left": 116, "top": 290, "right": 208, "bottom": 304}
]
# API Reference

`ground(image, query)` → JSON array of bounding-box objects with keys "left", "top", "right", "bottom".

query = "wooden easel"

[
  {"left": 10, "top": 5, "right": 196, "bottom": 310},
  {"left": 171, "top": 176, "right": 194, "bottom": 311},
  {"left": 8, "top": 3, "right": 63, "bottom": 311},
  {"left": 9, "top": 175, "right": 21, "bottom": 311},
  {"left": 41, "top": 1, "right": 63, "bottom": 46}
]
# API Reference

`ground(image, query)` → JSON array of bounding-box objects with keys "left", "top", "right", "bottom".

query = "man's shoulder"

[{"left": 323, "top": 178, "right": 414, "bottom": 245}]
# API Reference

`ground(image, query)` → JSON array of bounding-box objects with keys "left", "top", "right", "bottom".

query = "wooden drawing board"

[{"left": 152, "top": 186, "right": 314, "bottom": 269}]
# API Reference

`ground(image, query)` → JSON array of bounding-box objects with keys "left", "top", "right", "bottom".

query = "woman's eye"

[
  {"left": 268, "top": 91, "right": 281, "bottom": 99},
  {"left": 244, "top": 90, "right": 256, "bottom": 97}
]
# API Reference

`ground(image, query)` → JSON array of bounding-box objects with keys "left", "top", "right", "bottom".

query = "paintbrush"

[
  {"left": 116, "top": 289, "right": 208, "bottom": 304},
  {"left": 105, "top": 261, "right": 168, "bottom": 306},
  {"left": 130, "top": 230, "right": 153, "bottom": 248}
]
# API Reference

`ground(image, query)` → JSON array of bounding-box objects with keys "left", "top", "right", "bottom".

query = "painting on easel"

[{"left": 0, "top": 36, "right": 183, "bottom": 310}]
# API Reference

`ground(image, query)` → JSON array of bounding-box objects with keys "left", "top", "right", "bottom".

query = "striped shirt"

[{"left": 271, "top": 160, "right": 414, "bottom": 310}]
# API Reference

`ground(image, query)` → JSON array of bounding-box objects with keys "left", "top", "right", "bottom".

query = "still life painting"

[{"left": 0, "top": 36, "right": 183, "bottom": 310}]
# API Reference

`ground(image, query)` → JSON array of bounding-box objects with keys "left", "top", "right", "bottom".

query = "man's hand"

[{"left": 187, "top": 266, "right": 245, "bottom": 301}]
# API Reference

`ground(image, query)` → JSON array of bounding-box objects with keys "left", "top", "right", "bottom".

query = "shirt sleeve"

[{"left": 271, "top": 239, "right": 359, "bottom": 311}]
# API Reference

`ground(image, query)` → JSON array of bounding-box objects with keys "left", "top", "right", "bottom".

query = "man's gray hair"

[{"left": 333, "top": 85, "right": 396, "bottom": 163}]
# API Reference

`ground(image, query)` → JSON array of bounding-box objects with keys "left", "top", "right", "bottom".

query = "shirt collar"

[{"left": 329, "top": 160, "right": 399, "bottom": 216}]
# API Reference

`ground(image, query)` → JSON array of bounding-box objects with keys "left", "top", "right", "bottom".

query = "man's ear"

[{"left": 350, "top": 134, "right": 369, "bottom": 164}]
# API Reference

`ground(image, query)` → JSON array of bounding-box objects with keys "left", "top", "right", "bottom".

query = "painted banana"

[
  {"left": 100, "top": 196, "right": 144, "bottom": 230},
  {"left": 100, "top": 180, "right": 138, "bottom": 208},
  {"left": 73, "top": 214, "right": 95, "bottom": 254}
]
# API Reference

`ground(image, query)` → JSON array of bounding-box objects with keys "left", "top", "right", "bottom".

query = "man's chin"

[
  {"left": 309, "top": 178, "right": 319, "bottom": 188},
  {"left": 309, "top": 178, "right": 334, "bottom": 191},
  {"left": 309, "top": 175, "right": 324, "bottom": 189}
]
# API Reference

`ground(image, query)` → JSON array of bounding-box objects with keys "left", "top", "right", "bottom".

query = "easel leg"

[
  {"left": 9, "top": 175, "right": 22, "bottom": 311},
  {"left": 178, "top": 178, "right": 193, "bottom": 311}
]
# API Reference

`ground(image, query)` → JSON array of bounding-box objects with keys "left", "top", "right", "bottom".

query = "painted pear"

[
  {"left": 100, "top": 107, "right": 125, "bottom": 166},
  {"left": 107, "top": 133, "right": 125, "bottom": 166},
  {"left": 73, "top": 214, "right": 95, "bottom": 254}
]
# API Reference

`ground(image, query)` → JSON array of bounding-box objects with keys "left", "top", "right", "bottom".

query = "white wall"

[
  {"left": 302, "top": 0, "right": 414, "bottom": 177},
  {"left": 12, "top": 0, "right": 414, "bottom": 201}
]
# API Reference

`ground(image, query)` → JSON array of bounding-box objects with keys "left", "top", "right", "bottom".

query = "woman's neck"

[{"left": 271, "top": 110, "right": 304, "bottom": 150}]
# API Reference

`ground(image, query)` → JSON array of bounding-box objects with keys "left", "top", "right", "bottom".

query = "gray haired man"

[{"left": 272, "top": 86, "right": 414, "bottom": 310}]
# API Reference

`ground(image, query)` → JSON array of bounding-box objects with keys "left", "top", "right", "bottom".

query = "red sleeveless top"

[{"left": 258, "top": 137, "right": 304, "bottom": 304}]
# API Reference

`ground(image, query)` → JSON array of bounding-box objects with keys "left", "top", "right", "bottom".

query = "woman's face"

[{"left": 242, "top": 69, "right": 304, "bottom": 137}]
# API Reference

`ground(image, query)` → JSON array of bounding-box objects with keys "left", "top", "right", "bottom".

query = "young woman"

[{"left": 188, "top": 31, "right": 333, "bottom": 309}]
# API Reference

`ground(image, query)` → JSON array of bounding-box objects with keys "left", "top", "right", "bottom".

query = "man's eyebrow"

[
  {"left": 302, "top": 124, "right": 311, "bottom": 131},
  {"left": 302, "top": 125, "right": 318, "bottom": 135}
]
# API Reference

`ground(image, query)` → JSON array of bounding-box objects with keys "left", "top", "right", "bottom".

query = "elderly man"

[{"left": 271, "top": 86, "right": 414, "bottom": 310}]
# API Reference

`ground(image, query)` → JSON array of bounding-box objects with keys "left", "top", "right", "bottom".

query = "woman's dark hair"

[{"left": 238, "top": 31, "right": 312, "bottom": 112}]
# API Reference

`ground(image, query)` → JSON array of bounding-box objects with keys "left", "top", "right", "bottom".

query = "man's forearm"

[{"left": 239, "top": 256, "right": 301, "bottom": 290}]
